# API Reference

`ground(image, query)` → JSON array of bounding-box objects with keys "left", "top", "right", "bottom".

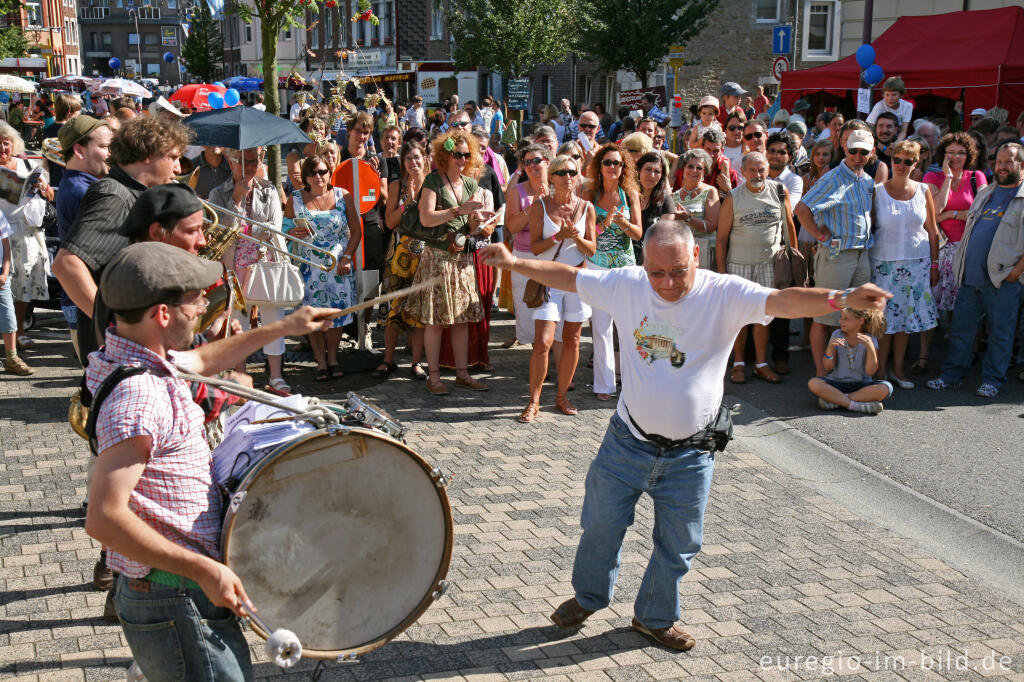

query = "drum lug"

[
  {"left": 430, "top": 467, "right": 448, "bottom": 487},
  {"left": 229, "top": 491, "right": 247, "bottom": 514},
  {"left": 431, "top": 579, "right": 452, "bottom": 600},
  {"left": 335, "top": 652, "right": 358, "bottom": 662},
  {"left": 327, "top": 424, "right": 349, "bottom": 436}
]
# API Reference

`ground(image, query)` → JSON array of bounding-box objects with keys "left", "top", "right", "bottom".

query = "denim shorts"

[
  {"left": 62, "top": 304, "right": 78, "bottom": 330},
  {"left": 823, "top": 377, "right": 893, "bottom": 396},
  {"left": 114, "top": 574, "right": 253, "bottom": 682},
  {"left": 0, "top": 279, "right": 15, "bottom": 335}
]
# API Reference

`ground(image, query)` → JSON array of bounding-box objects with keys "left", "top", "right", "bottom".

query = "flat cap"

[
  {"left": 119, "top": 184, "right": 204, "bottom": 242},
  {"left": 58, "top": 115, "right": 108, "bottom": 155},
  {"left": 101, "top": 242, "right": 222, "bottom": 311}
]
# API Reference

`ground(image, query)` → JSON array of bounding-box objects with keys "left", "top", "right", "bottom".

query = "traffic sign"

[
  {"left": 772, "top": 25, "right": 792, "bottom": 55},
  {"left": 668, "top": 45, "right": 685, "bottom": 60},
  {"left": 772, "top": 56, "right": 790, "bottom": 81}
]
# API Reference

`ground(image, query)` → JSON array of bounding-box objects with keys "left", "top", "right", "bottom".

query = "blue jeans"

[
  {"left": 571, "top": 413, "right": 715, "bottom": 629},
  {"left": 115, "top": 575, "right": 253, "bottom": 682},
  {"left": 939, "top": 280, "right": 1024, "bottom": 388}
]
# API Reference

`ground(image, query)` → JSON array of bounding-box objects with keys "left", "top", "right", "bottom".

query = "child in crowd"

[
  {"left": 0, "top": 212, "right": 33, "bottom": 376},
  {"left": 687, "top": 95, "right": 723, "bottom": 150},
  {"left": 866, "top": 76, "right": 913, "bottom": 141},
  {"left": 808, "top": 307, "right": 892, "bottom": 414}
]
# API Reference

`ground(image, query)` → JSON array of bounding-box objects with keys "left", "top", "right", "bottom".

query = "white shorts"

[{"left": 533, "top": 287, "right": 591, "bottom": 324}]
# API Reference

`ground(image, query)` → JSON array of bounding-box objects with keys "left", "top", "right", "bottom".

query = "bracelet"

[
  {"left": 827, "top": 289, "right": 841, "bottom": 311},
  {"left": 817, "top": 233, "right": 828, "bottom": 242},
  {"left": 838, "top": 287, "right": 853, "bottom": 309},
  {"left": 341, "top": 254, "right": 353, "bottom": 261},
  {"left": 824, "top": 354, "right": 834, "bottom": 360},
  {"left": 509, "top": 253, "right": 517, "bottom": 270}
]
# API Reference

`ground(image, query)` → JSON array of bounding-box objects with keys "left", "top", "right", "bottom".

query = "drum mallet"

[{"left": 241, "top": 603, "right": 303, "bottom": 669}]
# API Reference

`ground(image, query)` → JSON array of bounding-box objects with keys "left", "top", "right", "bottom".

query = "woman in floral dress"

[{"left": 284, "top": 155, "right": 361, "bottom": 381}]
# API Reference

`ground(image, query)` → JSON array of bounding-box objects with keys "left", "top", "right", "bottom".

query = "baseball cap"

[
  {"left": 149, "top": 96, "right": 185, "bottom": 118},
  {"left": 119, "top": 184, "right": 204, "bottom": 242},
  {"left": 58, "top": 115, "right": 108, "bottom": 155},
  {"left": 101, "top": 242, "right": 222, "bottom": 312},
  {"left": 719, "top": 82, "right": 748, "bottom": 97},
  {"left": 846, "top": 129, "right": 874, "bottom": 152},
  {"left": 970, "top": 108, "right": 987, "bottom": 117}
]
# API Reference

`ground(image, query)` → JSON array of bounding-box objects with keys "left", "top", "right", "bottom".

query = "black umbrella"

[{"left": 184, "top": 106, "right": 310, "bottom": 149}]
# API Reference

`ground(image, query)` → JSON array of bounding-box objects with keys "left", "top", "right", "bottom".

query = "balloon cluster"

[
  {"left": 207, "top": 88, "right": 241, "bottom": 109},
  {"left": 855, "top": 44, "right": 885, "bottom": 87}
]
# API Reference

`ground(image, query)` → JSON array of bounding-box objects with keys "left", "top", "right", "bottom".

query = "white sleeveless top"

[
  {"left": 539, "top": 198, "right": 588, "bottom": 266},
  {"left": 871, "top": 182, "right": 928, "bottom": 262}
]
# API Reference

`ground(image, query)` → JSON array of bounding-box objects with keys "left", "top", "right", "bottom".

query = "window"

[
  {"left": 245, "top": 23, "right": 252, "bottom": 43},
  {"left": 26, "top": 2, "right": 43, "bottom": 26},
  {"left": 147, "top": 63, "right": 160, "bottom": 75},
  {"left": 80, "top": 6, "right": 110, "bottom": 18},
  {"left": 379, "top": 0, "right": 393, "bottom": 41},
  {"left": 281, "top": 27, "right": 291, "bottom": 41},
  {"left": 754, "top": 0, "right": 780, "bottom": 22},
  {"left": 102, "top": 32, "right": 112, "bottom": 48},
  {"left": 128, "top": 33, "right": 139, "bottom": 45},
  {"left": 90, "top": 32, "right": 98, "bottom": 51},
  {"left": 430, "top": 0, "right": 444, "bottom": 40},
  {"left": 144, "top": 32, "right": 158, "bottom": 45},
  {"left": 542, "top": 75, "right": 552, "bottom": 109},
  {"left": 802, "top": 0, "right": 840, "bottom": 60},
  {"left": 138, "top": 6, "right": 160, "bottom": 18},
  {"left": 167, "top": 0, "right": 176, "bottom": 7}
]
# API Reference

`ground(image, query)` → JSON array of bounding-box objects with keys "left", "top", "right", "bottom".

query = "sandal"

[
  {"left": 500, "top": 338, "right": 519, "bottom": 349},
  {"left": 910, "top": 357, "right": 929, "bottom": 375},
  {"left": 328, "top": 364, "right": 342, "bottom": 380},
  {"left": 315, "top": 368, "right": 330, "bottom": 382},
  {"left": 555, "top": 396, "right": 578, "bottom": 416},
  {"left": 517, "top": 403, "right": 540, "bottom": 423},
  {"left": 266, "top": 377, "right": 291, "bottom": 395},
  {"left": 372, "top": 362, "right": 397, "bottom": 379},
  {"left": 411, "top": 362, "right": 428, "bottom": 381}
]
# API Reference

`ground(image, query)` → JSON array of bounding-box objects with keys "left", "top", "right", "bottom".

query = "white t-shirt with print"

[
  {"left": 575, "top": 266, "right": 772, "bottom": 441},
  {"left": 866, "top": 99, "right": 913, "bottom": 127}
]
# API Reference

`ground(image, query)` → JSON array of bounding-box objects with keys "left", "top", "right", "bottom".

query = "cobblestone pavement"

[{"left": 2, "top": 314, "right": 1024, "bottom": 681}]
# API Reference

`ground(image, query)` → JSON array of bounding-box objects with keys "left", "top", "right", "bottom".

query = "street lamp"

[{"left": 126, "top": 8, "right": 143, "bottom": 78}]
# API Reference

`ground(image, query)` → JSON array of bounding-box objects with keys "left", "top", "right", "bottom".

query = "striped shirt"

[
  {"left": 86, "top": 331, "right": 222, "bottom": 579},
  {"left": 797, "top": 161, "right": 874, "bottom": 251}
]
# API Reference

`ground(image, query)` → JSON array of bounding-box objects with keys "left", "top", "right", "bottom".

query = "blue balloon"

[
  {"left": 207, "top": 91, "right": 224, "bottom": 109},
  {"left": 855, "top": 44, "right": 876, "bottom": 70},
  {"left": 108, "top": 57, "right": 121, "bottom": 70},
  {"left": 163, "top": 51, "right": 175, "bottom": 63},
  {"left": 223, "top": 88, "right": 240, "bottom": 106},
  {"left": 864, "top": 64, "right": 885, "bottom": 86},
  {"left": 213, "top": 81, "right": 225, "bottom": 89}
]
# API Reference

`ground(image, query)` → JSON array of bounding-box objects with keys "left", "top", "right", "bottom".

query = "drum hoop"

[{"left": 221, "top": 425, "right": 454, "bottom": 660}]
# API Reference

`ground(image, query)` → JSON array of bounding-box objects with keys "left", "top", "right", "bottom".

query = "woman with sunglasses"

[
  {"left": 403, "top": 129, "right": 494, "bottom": 395},
  {"left": 670, "top": 149, "right": 720, "bottom": 270},
  {"left": 284, "top": 155, "right": 362, "bottom": 382},
  {"left": 870, "top": 140, "right": 939, "bottom": 388},
  {"left": 519, "top": 154, "right": 597, "bottom": 422},
  {"left": 584, "top": 144, "right": 643, "bottom": 401},
  {"left": 505, "top": 143, "right": 555, "bottom": 350}
]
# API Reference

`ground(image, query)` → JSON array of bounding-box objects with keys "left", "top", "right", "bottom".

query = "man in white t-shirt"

[{"left": 480, "top": 223, "right": 889, "bottom": 651}]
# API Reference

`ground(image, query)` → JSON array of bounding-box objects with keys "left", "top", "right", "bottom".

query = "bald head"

[{"left": 643, "top": 219, "right": 695, "bottom": 253}]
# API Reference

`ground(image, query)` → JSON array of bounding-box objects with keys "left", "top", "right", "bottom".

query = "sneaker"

[
  {"left": 550, "top": 598, "right": 594, "bottom": 628},
  {"left": 887, "top": 371, "right": 914, "bottom": 390},
  {"left": 976, "top": 382, "right": 999, "bottom": 398},
  {"left": 851, "top": 401, "right": 884, "bottom": 414},
  {"left": 3, "top": 356, "right": 34, "bottom": 376},
  {"left": 817, "top": 398, "right": 841, "bottom": 410},
  {"left": 927, "top": 377, "right": 960, "bottom": 390},
  {"left": 631, "top": 617, "right": 697, "bottom": 651}
]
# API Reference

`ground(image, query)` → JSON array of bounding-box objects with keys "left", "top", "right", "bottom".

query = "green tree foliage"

[
  {"left": 181, "top": 2, "right": 225, "bottom": 83},
  {"left": 447, "top": 0, "right": 581, "bottom": 78},
  {"left": 0, "top": 0, "right": 32, "bottom": 60},
  {"left": 576, "top": 0, "right": 718, "bottom": 87}
]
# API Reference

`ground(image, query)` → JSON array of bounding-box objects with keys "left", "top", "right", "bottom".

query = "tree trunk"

[
  {"left": 639, "top": 71, "right": 649, "bottom": 89},
  {"left": 261, "top": 20, "right": 282, "bottom": 188}
]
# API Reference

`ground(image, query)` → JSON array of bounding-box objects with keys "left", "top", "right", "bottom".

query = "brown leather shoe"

[
  {"left": 631, "top": 617, "right": 696, "bottom": 651},
  {"left": 3, "top": 356, "right": 34, "bottom": 376},
  {"left": 550, "top": 598, "right": 594, "bottom": 628},
  {"left": 425, "top": 379, "right": 449, "bottom": 395},
  {"left": 93, "top": 555, "right": 113, "bottom": 591},
  {"left": 753, "top": 365, "right": 782, "bottom": 383},
  {"left": 775, "top": 360, "right": 790, "bottom": 375},
  {"left": 728, "top": 365, "right": 746, "bottom": 384},
  {"left": 454, "top": 375, "right": 489, "bottom": 391},
  {"left": 103, "top": 589, "right": 119, "bottom": 623}
]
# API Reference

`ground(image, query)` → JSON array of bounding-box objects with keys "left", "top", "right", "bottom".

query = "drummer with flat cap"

[{"left": 83, "top": 242, "right": 338, "bottom": 680}]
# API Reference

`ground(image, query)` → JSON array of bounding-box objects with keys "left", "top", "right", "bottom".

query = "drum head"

[{"left": 223, "top": 427, "right": 452, "bottom": 659}]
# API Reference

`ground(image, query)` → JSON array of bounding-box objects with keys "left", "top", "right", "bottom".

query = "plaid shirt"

[
  {"left": 85, "top": 331, "right": 222, "bottom": 578},
  {"left": 797, "top": 161, "right": 874, "bottom": 251}
]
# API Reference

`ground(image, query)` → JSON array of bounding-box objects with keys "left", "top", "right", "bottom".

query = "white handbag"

[{"left": 243, "top": 259, "right": 305, "bottom": 307}]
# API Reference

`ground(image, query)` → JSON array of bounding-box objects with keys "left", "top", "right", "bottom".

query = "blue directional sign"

[{"left": 772, "top": 25, "right": 792, "bottom": 55}]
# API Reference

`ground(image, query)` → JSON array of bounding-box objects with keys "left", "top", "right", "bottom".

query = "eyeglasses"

[
  {"left": 891, "top": 157, "right": 916, "bottom": 166},
  {"left": 579, "top": 123, "right": 598, "bottom": 130},
  {"left": 522, "top": 156, "right": 546, "bottom": 166},
  {"left": 450, "top": 121, "right": 470, "bottom": 128},
  {"left": 645, "top": 266, "right": 689, "bottom": 280},
  {"left": 602, "top": 159, "right": 623, "bottom": 167},
  {"left": 766, "top": 147, "right": 789, "bottom": 155},
  {"left": 171, "top": 296, "right": 209, "bottom": 314},
  {"left": 309, "top": 168, "right": 330, "bottom": 177},
  {"left": 727, "top": 125, "right": 744, "bottom": 131},
  {"left": 452, "top": 151, "right": 471, "bottom": 160},
  {"left": 551, "top": 169, "right": 579, "bottom": 177},
  {"left": 744, "top": 132, "right": 764, "bottom": 140},
  {"left": 846, "top": 148, "right": 870, "bottom": 157}
]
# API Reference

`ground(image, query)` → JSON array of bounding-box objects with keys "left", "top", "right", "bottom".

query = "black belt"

[{"left": 624, "top": 406, "right": 716, "bottom": 452}]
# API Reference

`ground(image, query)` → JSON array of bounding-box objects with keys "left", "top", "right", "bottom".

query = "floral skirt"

[
  {"left": 932, "top": 241, "right": 959, "bottom": 312},
  {"left": 402, "top": 246, "right": 482, "bottom": 327},
  {"left": 872, "top": 257, "right": 938, "bottom": 334},
  {"left": 380, "top": 234, "right": 424, "bottom": 331},
  {"left": 8, "top": 222, "right": 49, "bottom": 303}
]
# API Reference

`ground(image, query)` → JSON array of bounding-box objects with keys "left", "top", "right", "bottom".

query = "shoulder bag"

[
  {"left": 523, "top": 198, "right": 582, "bottom": 307},
  {"left": 243, "top": 256, "right": 305, "bottom": 307},
  {"left": 772, "top": 181, "right": 807, "bottom": 289},
  {"left": 398, "top": 176, "right": 466, "bottom": 251}
]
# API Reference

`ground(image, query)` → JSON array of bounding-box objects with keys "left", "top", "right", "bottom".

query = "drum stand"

[{"left": 310, "top": 657, "right": 357, "bottom": 681}]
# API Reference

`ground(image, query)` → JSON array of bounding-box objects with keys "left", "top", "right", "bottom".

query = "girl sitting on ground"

[{"left": 808, "top": 307, "right": 893, "bottom": 414}]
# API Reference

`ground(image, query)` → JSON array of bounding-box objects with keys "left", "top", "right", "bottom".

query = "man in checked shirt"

[{"left": 84, "top": 242, "right": 338, "bottom": 680}]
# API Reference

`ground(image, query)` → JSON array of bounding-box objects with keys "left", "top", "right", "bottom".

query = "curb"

[{"left": 729, "top": 396, "right": 1024, "bottom": 607}]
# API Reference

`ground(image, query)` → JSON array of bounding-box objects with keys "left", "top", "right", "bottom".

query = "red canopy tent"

[{"left": 780, "top": 6, "right": 1024, "bottom": 120}]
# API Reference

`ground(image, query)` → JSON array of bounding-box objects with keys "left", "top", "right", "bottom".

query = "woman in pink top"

[
  {"left": 504, "top": 143, "right": 553, "bottom": 348},
  {"left": 919, "top": 132, "right": 986, "bottom": 374}
]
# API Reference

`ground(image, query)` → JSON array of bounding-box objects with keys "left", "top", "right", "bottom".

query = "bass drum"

[{"left": 221, "top": 426, "right": 453, "bottom": 660}]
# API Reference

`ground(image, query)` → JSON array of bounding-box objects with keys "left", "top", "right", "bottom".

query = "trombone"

[{"left": 42, "top": 137, "right": 337, "bottom": 273}]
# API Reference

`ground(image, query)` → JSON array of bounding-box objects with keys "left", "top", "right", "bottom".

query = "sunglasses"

[
  {"left": 891, "top": 157, "right": 916, "bottom": 166},
  {"left": 452, "top": 151, "right": 471, "bottom": 160},
  {"left": 602, "top": 159, "right": 623, "bottom": 167},
  {"left": 646, "top": 266, "right": 689, "bottom": 280},
  {"left": 450, "top": 121, "right": 470, "bottom": 128},
  {"left": 522, "top": 157, "right": 546, "bottom": 166},
  {"left": 727, "top": 125, "right": 744, "bottom": 131},
  {"left": 579, "top": 123, "right": 598, "bottom": 130},
  {"left": 744, "top": 132, "right": 764, "bottom": 140},
  {"left": 309, "top": 168, "right": 330, "bottom": 177},
  {"left": 551, "top": 169, "right": 579, "bottom": 177},
  {"left": 846, "top": 148, "right": 870, "bottom": 156}
]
